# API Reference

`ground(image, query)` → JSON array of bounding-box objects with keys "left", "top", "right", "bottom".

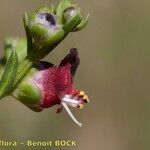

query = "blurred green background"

[{"left": 0, "top": 0, "right": 150, "bottom": 149}]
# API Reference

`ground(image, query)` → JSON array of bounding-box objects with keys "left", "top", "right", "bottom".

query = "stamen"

[
  {"left": 61, "top": 102, "right": 83, "bottom": 127},
  {"left": 83, "top": 95, "right": 90, "bottom": 103},
  {"left": 78, "top": 104, "right": 84, "bottom": 109},
  {"left": 79, "top": 91, "right": 85, "bottom": 97},
  {"left": 83, "top": 95, "right": 88, "bottom": 100},
  {"left": 62, "top": 97, "right": 80, "bottom": 105},
  {"left": 83, "top": 99, "right": 89, "bottom": 103},
  {"left": 64, "top": 95, "right": 72, "bottom": 99}
]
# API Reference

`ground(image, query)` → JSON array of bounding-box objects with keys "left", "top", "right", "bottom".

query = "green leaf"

[
  {"left": 0, "top": 50, "right": 18, "bottom": 99},
  {"left": 4, "top": 38, "right": 27, "bottom": 63}
]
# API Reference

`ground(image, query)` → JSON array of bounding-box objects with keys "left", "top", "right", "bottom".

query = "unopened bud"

[{"left": 24, "top": 7, "right": 65, "bottom": 60}]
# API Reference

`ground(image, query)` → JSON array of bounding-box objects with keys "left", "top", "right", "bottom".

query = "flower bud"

[
  {"left": 12, "top": 49, "right": 89, "bottom": 126},
  {"left": 56, "top": 0, "right": 89, "bottom": 32},
  {"left": 23, "top": 1, "right": 89, "bottom": 61},
  {"left": 62, "top": 6, "right": 82, "bottom": 32},
  {"left": 25, "top": 7, "right": 65, "bottom": 60}
]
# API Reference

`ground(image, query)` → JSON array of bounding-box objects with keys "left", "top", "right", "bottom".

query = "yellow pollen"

[
  {"left": 78, "top": 104, "right": 84, "bottom": 109},
  {"left": 79, "top": 91, "right": 85, "bottom": 97},
  {"left": 83, "top": 95, "right": 89, "bottom": 103},
  {"left": 83, "top": 95, "right": 88, "bottom": 100}
]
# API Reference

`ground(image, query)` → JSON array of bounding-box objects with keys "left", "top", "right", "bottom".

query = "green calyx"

[
  {"left": 12, "top": 67, "right": 41, "bottom": 107},
  {"left": 62, "top": 6, "right": 82, "bottom": 32},
  {"left": 56, "top": 0, "right": 73, "bottom": 23},
  {"left": 57, "top": 0, "right": 89, "bottom": 32},
  {"left": 13, "top": 81, "right": 41, "bottom": 105},
  {"left": 24, "top": 6, "right": 65, "bottom": 61}
]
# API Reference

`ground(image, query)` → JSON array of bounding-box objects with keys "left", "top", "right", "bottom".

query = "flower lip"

[
  {"left": 45, "top": 13, "right": 56, "bottom": 26},
  {"left": 60, "top": 48, "right": 80, "bottom": 76}
]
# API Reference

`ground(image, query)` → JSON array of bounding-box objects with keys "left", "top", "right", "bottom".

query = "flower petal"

[{"left": 60, "top": 48, "right": 80, "bottom": 76}]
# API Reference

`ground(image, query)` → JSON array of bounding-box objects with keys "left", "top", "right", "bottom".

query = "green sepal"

[
  {"left": 34, "top": 6, "right": 52, "bottom": 13},
  {"left": 56, "top": 0, "right": 72, "bottom": 23},
  {"left": 72, "top": 14, "right": 90, "bottom": 32},
  {"left": 28, "top": 25, "right": 65, "bottom": 61},
  {"left": 29, "top": 23, "right": 48, "bottom": 46},
  {"left": 51, "top": 4, "right": 56, "bottom": 14},
  {"left": 62, "top": 8, "right": 82, "bottom": 33},
  {"left": 23, "top": 12, "right": 33, "bottom": 52},
  {"left": 12, "top": 65, "right": 42, "bottom": 111},
  {"left": 13, "top": 81, "right": 41, "bottom": 105},
  {"left": 0, "top": 50, "right": 18, "bottom": 99},
  {"left": 36, "top": 28, "right": 65, "bottom": 59},
  {"left": 26, "top": 6, "right": 65, "bottom": 61}
]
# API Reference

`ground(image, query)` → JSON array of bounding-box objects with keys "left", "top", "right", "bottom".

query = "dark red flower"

[{"left": 13, "top": 48, "right": 89, "bottom": 126}]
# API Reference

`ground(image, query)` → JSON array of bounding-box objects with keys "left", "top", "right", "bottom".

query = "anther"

[
  {"left": 79, "top": 91, "right": 85, "bottom": 97},
  {"left": 78, "top": 104, "right": 84, "bottom": 109},
  {"left": 83, "top": 95, "right": 89, "bottom": 103}
]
